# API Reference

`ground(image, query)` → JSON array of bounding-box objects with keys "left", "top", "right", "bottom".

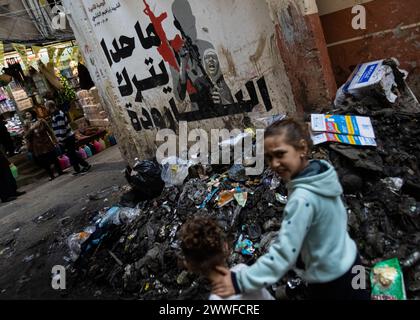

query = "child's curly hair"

[{"left": 180, "top": 216, "right": 228, "bottom": 276}]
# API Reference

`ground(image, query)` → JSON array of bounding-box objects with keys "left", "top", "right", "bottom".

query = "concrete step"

[
  {"left": 19, "top": 165, "right": 44, "bottom": 176},
  {"left": 8, "top": 153, "right": 28, "bottom": 166},
  {"left": 16, "top": 170, "right": 49, "bottom": 189},
  {"left": 16, "top": 159, "right": 38, "bottom": 172}
]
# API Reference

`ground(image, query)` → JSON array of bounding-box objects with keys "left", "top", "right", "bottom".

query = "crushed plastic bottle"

[{"left": 401, "top": 251, "right": 420, "bottom": 269}]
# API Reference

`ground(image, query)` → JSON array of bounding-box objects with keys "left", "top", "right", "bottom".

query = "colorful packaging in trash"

[
  {"left": 311, "top": 132, "right": 377, "bottom": 147},
  {"left": 216, "top": 189, "right": 236, "bottom": 208},
  {"left": 197, "top": 188, "right": 219, "bottom": 209},
  {"left": 370, "top": 258, "right": 407, "bottom": 300},
  {"left": 311, "top": 114, "right": 375, "bottom": 138},
  {"left": 234, "top": 192, "right": 248, "bottom": 207},
  {"left": 235, "top": 234, "right": 255, "bottom": 256}
]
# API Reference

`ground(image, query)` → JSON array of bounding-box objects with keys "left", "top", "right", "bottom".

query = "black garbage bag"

[{"left": 124, "top": 160, "right": 165, "bottom": 202}]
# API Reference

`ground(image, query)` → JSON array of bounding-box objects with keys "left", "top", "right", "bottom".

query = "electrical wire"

[
  {"left": 0, "top": 2, "right": 54, "bottom": 18},
  {"left": 0, "top": 1, "right": 72, "bottom": 43},
  {"left": 0, "top": 1, "right": 63, "bottom": 32}
]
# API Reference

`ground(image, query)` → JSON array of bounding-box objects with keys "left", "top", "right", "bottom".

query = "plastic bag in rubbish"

[
  {"left": 218, "top": 131, "right": 254, "bottom": 164},
  {"left": 125, "top": 159, "right": 164, "bottom": 200},
  {"left": 247, "top": 113, "right": 286, "bottom": 128},
  {"left": 228, "top": 164, "right": 248, "bottom": 182},
  {"left": 381, "top": 177, "right": 403, "bottom": 193},
  {"left": 99, "top": 207, "right": 121, "bottom": 228},
  {"left": 119, "top": 207, "right": 142, "bottom": 224},
  {"left": 67, "top": 227, "right": 96, "bottom": 261},
  {"left": 219, "top": 132, "right": 251, "bottom": 148},
  {"left": 98, "top": 206, "right": 142, "bottom": 227},
  {"left": 161, "top": 156, "right": 194, "bottom": 187}
]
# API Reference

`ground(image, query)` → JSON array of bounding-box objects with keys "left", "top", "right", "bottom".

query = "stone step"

[
  {"left": 16, "top": 170, "right": 49, "bottom": 189},
  {"left": 8, "top": 153, "right": 29, "bottom": 166},
  {"left": 19, "top": 165, "right": 44, "bottom": 176},
  {"left": 15, "top": 159, "right": 37, "bottom": 172}
]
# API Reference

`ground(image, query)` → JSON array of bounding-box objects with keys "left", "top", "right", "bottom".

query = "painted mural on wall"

[{"left": 85, "top": 0, "right": 273, "bottom": 132}]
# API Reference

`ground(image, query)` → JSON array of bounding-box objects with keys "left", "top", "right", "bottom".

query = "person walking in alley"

[
  {"left": 0, "top": 114, "right": 16, "bottom": 156},
  {"left": 211, "top": 118, "right": 370, "bottom": 300},
  {"left": 46, "top": 100, "right": 91, "bottom": 176},
  {"left": 0, "top": 150, "right": 25, "bottom": 203},
  {"left": 24, "top": 110, "right": 64, "bottom": 181}
]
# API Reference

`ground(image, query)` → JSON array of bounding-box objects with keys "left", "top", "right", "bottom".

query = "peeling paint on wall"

[
  {"left": 220, "top": 46, "right": 237, "bottom": 78},
  {"left": 266, "top": 0, "right": 336, "bottom": 112}
]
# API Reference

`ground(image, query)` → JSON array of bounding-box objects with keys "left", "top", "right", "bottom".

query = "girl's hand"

[{"left": 211, "top": 266, "right": 236, "bottom": 297}]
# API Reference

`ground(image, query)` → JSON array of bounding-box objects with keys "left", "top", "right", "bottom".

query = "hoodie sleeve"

[{"left": 234, "top": 197, "right": 314, "bottom": 293}]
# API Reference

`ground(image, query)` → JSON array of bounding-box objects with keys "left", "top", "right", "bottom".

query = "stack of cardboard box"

[
  {"left": 12, "top": 88, "right": 33, "bottom": 111},
  {"left": 77, "top": 87, "right": 110, "bottom": 128}
]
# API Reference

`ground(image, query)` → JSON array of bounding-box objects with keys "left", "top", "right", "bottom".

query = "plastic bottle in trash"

[
  {"left": 402, "top": 251, "right": 420, "bottom": 268},
  {"left": 84, "top": 145, "right": 93, "bottom": 158}
]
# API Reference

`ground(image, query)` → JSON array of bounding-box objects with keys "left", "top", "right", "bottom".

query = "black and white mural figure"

[
  {"left": 171, "top": 0, "right": 219, "bottom": 113},
  {"left": 202, "top": 48, "right": 234, "bottom": 106}
]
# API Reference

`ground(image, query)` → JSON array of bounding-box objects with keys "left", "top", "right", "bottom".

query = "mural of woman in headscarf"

[
  {"left": 172, "top": 0, "right": 233, "bottom": 115},
  {"left": 202, "top": 48, "right": 234, "bottom": 106}
]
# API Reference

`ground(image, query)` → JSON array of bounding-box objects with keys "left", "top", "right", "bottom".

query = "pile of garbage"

[
  {"left": 67, "top": 157, "right": 288, "bottom": 299},
  {"left": 65, "top": 75, "right": 420, "bottom": 299}
]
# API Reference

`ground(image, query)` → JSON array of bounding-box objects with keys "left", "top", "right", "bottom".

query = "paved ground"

[{"left": 0, "top": 146, "right": 127, "bottom": 299}]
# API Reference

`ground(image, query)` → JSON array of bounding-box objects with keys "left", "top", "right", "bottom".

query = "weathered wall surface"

[
  {"left": 63, "top": 0, "right": 300, "bottom": 164},
  {"left": 265, "top": 0, "right": 337, "bottom": 113},
  {"left": 319, "top": 0, "right": 420, "bottom": 98}
]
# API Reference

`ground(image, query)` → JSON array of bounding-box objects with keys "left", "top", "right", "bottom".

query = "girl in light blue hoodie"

[{"left": 212, "top": 118, "right": 370, "bottom": 300}]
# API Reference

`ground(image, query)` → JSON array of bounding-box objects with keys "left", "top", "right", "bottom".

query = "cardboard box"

[
  {"left": 73, "top": 117, "right": 89, "bottom": 131},
  {"left": 335, "top": 59, "right": 403, "bottom": 105},
  {"left": 89, "top": 87, "right": 101, "bottom": 104},
  {"left": 88, "top": 118, "right": 110, "bottom": 127},
  {"left": 311, "top": 132, "right": 377, "bottom": 147},
  {"left": 311, "top": 114, "right": 375, "bottom": 138},
  {"left": 15, "top": 98, "right": 34, "bottom": 111}
]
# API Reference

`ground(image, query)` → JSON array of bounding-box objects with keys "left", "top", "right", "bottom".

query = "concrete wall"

[
  {"left": 63, "top": 0, "right": 308, "bottom": 163},
  {"left": 265, "top": 0, "right": 337, "bottom": 113},
  {"left": 318, "top": 0, "right": 420, "bottom": 98}
]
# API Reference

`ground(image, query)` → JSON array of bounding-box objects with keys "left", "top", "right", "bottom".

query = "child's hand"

[{"left": 211, "top": 266, "right": 236, "bottom": 297}]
